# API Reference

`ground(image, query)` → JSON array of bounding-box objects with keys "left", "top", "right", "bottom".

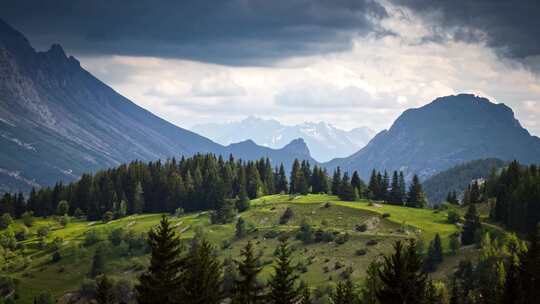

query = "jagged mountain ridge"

[
  {"left": 0, "top": 20, "right": 315, "bottom": 192},
  {"left": 192, "top": 116, "right": 375, "bottom": 162},
  {"left": 325, "top": 94, "right": 540, "bottom": 181}
]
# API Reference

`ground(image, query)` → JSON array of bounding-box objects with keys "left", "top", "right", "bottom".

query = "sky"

[{"left": 1, "top": 0, "right": 540, "bottom": 135}]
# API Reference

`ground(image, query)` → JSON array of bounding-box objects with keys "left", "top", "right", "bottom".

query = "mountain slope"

[
  {"left": 0, "top": 20, "right": 314, "bottom": 192},
  {"left": 192, "top": 116, "right": 375, "bottom": 162},
  {"left": 423, "top": 158, "right": 506, "bottom": 204},
  {"left": 325, "top": 94, "right": 540, "bottom": 181}
]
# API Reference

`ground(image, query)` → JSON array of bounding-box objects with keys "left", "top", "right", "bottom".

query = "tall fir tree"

[
  {"left": 277, "top": 164, "right": 289, "bottom": 194},
  {"left": 231, "top": 241, "right": 264, "bottom": 304},
  {"left": 332, "top": 167, "right": 342, "bottom": 196},
  {"left": 461, "top": 203, "right": 481, "bottom": 246},
  {"left": 333, "top": 276, "right": 359, "bottom": 304},
  {"left": 268, "top": 239, "right": 301, "bottom": 304},
  {"left": 406, "top": 175, "right": 427, "bottom": 208},
  {"left": 423, "top": 233, "right": 443, "bottom": 272},
  {"left": 96, "top": 274, "right": 115, "bottom": 304},
  {"left": 376, "top": 240, "right": 428, "bottom": 304},
  {"left": 136, "top": 216, "right": 183, "bottom": 304},
  {"left": 179, "top": 238, "right": 224, "bottom": 304}
]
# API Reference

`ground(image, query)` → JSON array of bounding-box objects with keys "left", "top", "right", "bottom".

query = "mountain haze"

[
  {"left": 325, "top": 94, "right": 540, "bottom": 181},
  {"left": 192, "top": 116, "right": 375, "bottom": 162},
  {"left": 0, "top": 20, "right": 315, "bottom": 192}
]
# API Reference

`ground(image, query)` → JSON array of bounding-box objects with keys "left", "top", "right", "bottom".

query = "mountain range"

[
  {"left": 0, "top": 20, "right": 315, "bottom": 193},
  {"left": 326, "top": 94, "right": 540, "bottom": 181},
  {"left": 192, "top": 116, "right": 375, "bottom": 162}
]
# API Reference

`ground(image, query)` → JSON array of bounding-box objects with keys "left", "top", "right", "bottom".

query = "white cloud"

[{"left": 77, "top": 1, "right": 540, "bottom": 136}]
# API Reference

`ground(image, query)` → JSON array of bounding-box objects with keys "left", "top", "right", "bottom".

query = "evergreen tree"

[
  {"left": 398, "top": 172, "right": 407, "bottom": 203},
  {"left": 299, "top": 283, "right": 311, "bottom": 304},
  {"left": 376, "top": 240, "right": 428, "bottom": 304},
  {"left": 461, "top": 203, "right": 481, "bottom": 246},
  {"left": 423, "top": 233, "right": 443, "bottom": 272},
  {"left": 268, "top": 239, "right": 301, "bottom": 304},
  {"left": 406, "top": 175, "right": 427, "bottom": 208},
  {"left": 277, "top": 164, "right": 289, "bottom": 194},
  {"left": 136, "top": 216, "right": 183, "bottom": 304},
  {"left": 361, "top": 260, "right": 382, "bottom": 304},
  {"left": 332, "top": 168, "right": 342, "bottom": 196},
  {"left": 389, "top": 171, "right": 402, "bottom": 205},
  {"left": 90, "top": 245, "right": 106, "bottom": 278},
  {"left": 235, "top": 217, "right": 247, "bottom": 238},
  {"left": 333, "top": 276, "right": 359, "bottom": 304},
  {"left": 351, "top": 171, "right": 364, "bottom": 198},
  {"left": 132, "top": 181, "right": 145, "bottom": 214},
  {"left": 381, "top": 171, "right": 390, "bottom": 201},
  {"left": 339, "top": 173, "right": 358, "bottom": 201},
  {"left": 179, "top": 238, "right": 224, "bottom": 304},
  {"left": 96, "top": 274, "right": 115, "bottom": 304},
  {"left": 290, "top": 160, "right": 302, "bottom": 195},
  {"left": 231, "top": 241, "right": 264, "bottom": 304}
]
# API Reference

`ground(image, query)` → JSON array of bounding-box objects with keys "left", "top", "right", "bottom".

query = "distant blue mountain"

[
  {"left": 325, "top": 94, "right": 540, "bottom": 180},
  {"left": 0, "top": 20, "right": 315, "bottom": 192}
]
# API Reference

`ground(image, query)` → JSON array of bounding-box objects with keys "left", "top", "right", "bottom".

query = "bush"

[
  {"left": 84, "top": 230, "right": 102, "bottom": 247},
  {"left": 15, "top": 227, "right": 29, "bottom": 241},
  {"left": 58, "top": 215, "right": 70, "bottom": 227},
  {"left": 296, "top": 220, "right": 314, "bottom": 243},
  {"left": 22, "top": 211, "right": 34, "bottom": 227},
  {"left": 102, "top": 211, "right": 114, "bottom": 223},
  {"left": 56, "top": 200, "right": 70, "bottom": 216},
  {"left": 109, "top": 228, "right": 125, "bottom": 246},
  {"left": 79, "top": 278, "right": 97, "bottom": 298},
  {"left": 335, "top": 233, "right": 350, "bottom": 245},
  {"left": 279, "top": 207, "right": 294, "bottom": 225},
  {"left": 264, "top": 230, "right": 280, "bottom": 239},
  {"left": 0, "top": 213, "right": 13, "bottom": 230},
  {"left": 37, "top": 226, "right": 49, "bottom": 238},
  {"left": 355, "top": 223, "right": 368, "bottom": 232},
  {"left": 366, "top": 239, "right": 378, "bottom": 246},
  {"left": 381, "top": 213, "right": 391, "bottom": 218},
  {"left": 52, "top": 251, "right": 61, "bottom": 263},
  {"left": 174, "top": 208, "right": 184, "bottom": 217},
  {"left": 50, "top": 237, "right": 63, "bottom": 251},
  {"left": 323, "top": 202, "right": 331, "bottom": 208},
  {"left": 74, "top": 208, "right": 85, "bottom": 218},
  {"left": 447, "top": 210, "right": 461, "bottom": 224},
  {"left": 355, "top": 248, "right": 367, "bottom": 256},
  {"left": 334, "top": 261, "right": 344, "bottom": 270},
  {"left": 314, "top": 229, "right": 336, "bottom": 243}
]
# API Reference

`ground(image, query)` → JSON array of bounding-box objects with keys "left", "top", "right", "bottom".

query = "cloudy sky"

[{"left": 2, "top": 0, "right": 540, "bottom": 135}]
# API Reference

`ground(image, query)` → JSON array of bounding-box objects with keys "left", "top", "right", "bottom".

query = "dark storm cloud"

[
  {"left": 0, "top": 0, "right": 388, "bottom": 65},
  {"left": 392, "top": 0, "right": 540, "bottom": 60}
]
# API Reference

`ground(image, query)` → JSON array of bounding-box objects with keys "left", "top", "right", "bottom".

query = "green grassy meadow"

[{"left": 4, "top": 194, "right": 472, "bottom": 303}]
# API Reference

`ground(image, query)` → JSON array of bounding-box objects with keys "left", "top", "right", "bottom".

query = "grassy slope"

[{"left": 6, "top": 194, "right": 467, "bottom": 303}]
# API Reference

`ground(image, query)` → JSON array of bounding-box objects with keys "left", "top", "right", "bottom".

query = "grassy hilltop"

[{"left": 5, "top": 194, "right": 476, "bottom": 303}]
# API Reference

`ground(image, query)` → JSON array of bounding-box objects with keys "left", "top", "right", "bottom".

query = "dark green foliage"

[
  {"left": 280, "top": 207, "right": 294, "bottom": 225},
  {"left": 235, "top": 217, "right": 247, "bottom": 238},
  {"left": 136, "top": 216, "right": 183, "bottom": 304},
  {"left": 211, "top": 199, "right": 237, "bottom": 224},
  {"left": 332, "top": 276, "right": 359, "bottom": 304},
  {"left": 0, "top": 213, "right": 13, "bottom": 230},
  {"left": 338, "top": 173, "right": 358, "bottom": 201},
  {"left": 179, "top": 238, "right": 224, "bottom": 304},
  {"left": 231, "top": 241, "right": 264, "bottom": 304},
  {"left": 332, "top": 167, "right": 342, "bottom": 195},
  {"left": 96, "top": 274, "right": 115, "bottom": 304},
  {"left": 447, "top": 210, "right": 461, "bottom": 224},
  {"left": 376, "top": 240, "right": 428, "bottom": 304},
  {"left": 406, "top": 175, "right": 427, "bottom": 208},
  {"left": 268, "top": 239, "right": 301, "bottom": 304},
  {"left": 296, "top": 220, "right": 314, "bottom": 244},
  {"left": 461, "top": 203, "right": 481, "bottom": 246},
  {"left": 109, "top": 228, "right": 125, "bottom": 246},
  {"left": 52, "top": 251, "right": 61, "bottom": 263},
  {"left": 33, "top": 291, "right": 54, "bottom": 304},
  {"left": 276, "top": 164, "right": 289, "bottom": 194},
  {"left": 449, "top": 233, "right": 460, "bottom": 255},
  {"left": 90, "top": 245, "right": 106, "bottom": 278},
  {"left": 423, "top": 234, "right": 443, "bottom": 272},
  {"left": 422, "top": 158, "right": 505, "bottom": 204},
  {"left": 361, "top": 260, "right": 381, "bottom": 304}
]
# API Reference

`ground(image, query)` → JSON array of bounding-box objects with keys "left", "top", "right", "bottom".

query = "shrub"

[
  {"left": 335, "top": 233, "right": 350, "bottom": 245},
  {"left": 323, "top": 266, "right": 330, "bottom": 273},
  {"left": 37, "top": 226, "right": 49, "bottom": 238},
  {"left": 56, "top": 200, "right": 70, "bottom": 216},
  {"left": 79, "top": 279, "right": 97, "bottom": 298},
  {"left": 52, "top": 251, "right": 61, "bottom": 263},
  {"left": 366, "top": 239, "right": 378, "bottom": 246},
  {"left": 323, "top": 202, "right": 331, "bottom": 208},
  {"left": 58, "top": 215, "right": 70, "bottom": 227},
  {"left": 0, "top": 213, "right": 13, "bottom": 230},
  {"left": 264, "top": 230, "right": 280, "bottom": 239},
  {"left": 15, "top": 227, "right": 29, "bottom": 241},
  {"left": 102, "top": 211, "right": 114, "bottom": 223},
  {"left": 22, "top": 211, "right": 34, "bottom": 227},
  {"left": 355, "top": 223, "right": 368, "bottom": 232},
  {"left": 355, "top": 248, "right": 367, "bottom": 256},
  {"left": 84, "top": 230, "right": 102, "bottom": 247},
  {"left": 314, "top": 229, "right": 336, "bottom": 243},
  {"left": 279, "top": 207, "right": 294, "bottom": 224},
  {"left": 447, "top": 210, "right": 461, "bottom": 224},
  {"left": 296, "top": 220, "right": 314, "bottom": 243},
  {"left": 334, "top": 261, "right": 344, "bottom": 270},
  {"left": 74, "top": 208, "right": 85, "bottom": 218},
  {"left": 50, "top": 237, "right": 63, "bottom": 251},
  {"left": 174, "top": 208, "right": 184, "bottom": 217},
  {"left": 109, "top": 228, "right": 125, "bottom": 246},
  {"left": 381, "top": 213, "right": 391, "bottom": 218}
]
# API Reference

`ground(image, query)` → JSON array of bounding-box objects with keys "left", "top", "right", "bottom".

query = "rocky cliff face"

[
  {"left": 325, "top": 94, "right": 540, "bottom": 180},
  {"left": 0, "top": 20, "right": 315, "bottom": 192}
]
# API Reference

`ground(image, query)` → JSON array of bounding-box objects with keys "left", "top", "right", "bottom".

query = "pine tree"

[
  {"left": 398, "top": 172, "right": 407, "bottom": 203},
  {"left": 132, "top": 181, "right": 145, "bottom": 214},
  {"left": 339, "top": 173, "right": 358, "bottom": 201},
  {"left": 299, "top": 282, "right": 311, "bottom": 304},
  {"left": 290, "top": 160, "right": 302, "bottom": 194},
  {"left": 179, "top": 238, "right": 224, "bottom": 304},
  {"left": 89, "top": 245, "right": 106, "bottom": 278},
  {"left": 333, "top": 276, "right": 359, "bottom": 304},
  {"left": 136, "top": 216, "right": 183, "bottom": 304},
  {"left": 389, "top": 171, "right": 402, "bottom": 205},
  {"left": 96, "top": 274, "right": 115, "bottom": 304},
  {"left": 361, "top": 260, "right": 381, "bottom": 304},
  {"left": 461, "top": 203, "right": 481, "bottom": 246},
  {"left": 231, "top": 241, "right": 264, "bottom": 304},
  {"left": 376, "top": 240, "right": 428, "bottom": 304},
  {"left": 351, "top": 171, "right": 363, "bottom": 197},
  {"left": 332, "top": 168, "right": 342, "bottom": 196},
  {"left": 277, "top": 164, "right": 289, "bottom": 194},
  {"left": 268, "top": 239, "right": 301, "bottom": 304},
  {"left": 406, "top": 175, "right": 427, "bottom": 208},
  {"left": 235, "top": 217, "right": 247, "bottom": 238},
  {"left": 423, "top": 233, "right": 443, "bottom": 272},
  {"left": 381, "top": 171, "right": 390, "bottom": 201}
]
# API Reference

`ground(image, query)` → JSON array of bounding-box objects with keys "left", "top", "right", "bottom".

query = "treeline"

[
  {"left": 366, "top": 169, "right": 427, "bottom": 207},
  {"left": 126, "top": 216, "right": 447, "bottom": 304},
  {"left": 485, "top": 161, "right": 540, "bottom": 234}
]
